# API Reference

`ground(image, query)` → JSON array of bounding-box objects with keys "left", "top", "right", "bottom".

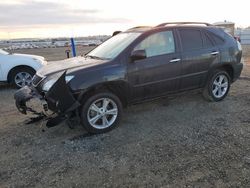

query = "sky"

[{"left": 0, "top": 0, "right": 249, "bottom": 39}]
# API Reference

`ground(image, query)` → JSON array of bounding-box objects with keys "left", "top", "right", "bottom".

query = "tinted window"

[
  {"left": 203, "top": 32, "right": 214, "bottom": 48},
  {"left": 179, "top": 29, "right": 202, "bottom": 51},
  {"left": 209, "top": 33, "right": 224, "bottom": 45},
  {"left": 134, "top": 30, "right": 175, "bottom": 57}
]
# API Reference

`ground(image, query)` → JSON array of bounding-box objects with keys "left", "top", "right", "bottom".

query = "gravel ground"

[{"left": 0, "top": 47, "right": 250, "bottom": 187}]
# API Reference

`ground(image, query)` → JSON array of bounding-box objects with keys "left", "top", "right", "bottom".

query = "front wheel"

[
  {"left": 203, "top": 70, "right": 231, "bottom": 102},
  {"left": 80, "top": 92, "right": 123, "bottom": 134},
  {"left": 10, "top": 67, "right": 35, "bottom": 88}
]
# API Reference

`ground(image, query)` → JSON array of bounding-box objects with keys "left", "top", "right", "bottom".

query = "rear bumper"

[
  {"left": 14, "top": 72, "right": 80, "bottom": 116},
  {"left": 232, "top": 62, "right": 243, "bottom": 82}
]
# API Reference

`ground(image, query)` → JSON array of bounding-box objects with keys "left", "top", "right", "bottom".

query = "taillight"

[
  {"left": 234, "top": 36, "right": 241, "bottom": 43},
  {"left": 236, "top": 40, "right": 242, "bottom": 51}
]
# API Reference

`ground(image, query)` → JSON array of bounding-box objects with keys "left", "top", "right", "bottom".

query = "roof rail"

[
  {"left": 127, "top": 26, "right": 152, "bottom": 30},
  {"left": 156, "top": 22, "right": 212, "bottom": 27}
]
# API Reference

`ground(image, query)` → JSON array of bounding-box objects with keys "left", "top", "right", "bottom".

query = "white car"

[{"left": 0, "top": 49, "right": 47, "bottom": 88}]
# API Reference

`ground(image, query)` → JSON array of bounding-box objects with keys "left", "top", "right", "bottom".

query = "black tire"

[
  {"left": 203, "top": 70, "right": 231, "bottom": 102},
  {"left": 10, "top": 67, "right": 35, "bottom": 88},
  {"left": 80, "top": 92, "right": 123, "bottom": 134}
]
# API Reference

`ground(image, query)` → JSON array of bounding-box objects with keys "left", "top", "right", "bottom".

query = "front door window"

[{"left": 134, "top": 31, "right": 175, "bottom": 58}]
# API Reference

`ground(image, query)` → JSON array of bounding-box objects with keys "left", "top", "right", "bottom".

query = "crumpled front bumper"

[
  {"left": 14, "top": 72, "right": 80, "bottom": 116},
  {"left": 14, "top": 86, "right": 45, "bottom": 115}
]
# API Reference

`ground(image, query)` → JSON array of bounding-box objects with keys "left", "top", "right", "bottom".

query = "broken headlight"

[{"left": 42, "top": 74, "right": 74, "bottom": 91}]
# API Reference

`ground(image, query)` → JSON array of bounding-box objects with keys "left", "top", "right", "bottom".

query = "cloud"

[{"left": 0, "top": 0, "right": 131, "bottom": 28}]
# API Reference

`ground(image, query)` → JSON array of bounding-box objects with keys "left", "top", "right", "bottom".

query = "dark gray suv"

[{"left": 15, "top": 22, "right": 243, "bottom": 133}]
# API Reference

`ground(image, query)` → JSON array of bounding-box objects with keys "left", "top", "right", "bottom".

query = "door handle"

[
  {"left": 210, "top": 51, "right": 219, "bottom": 55},
  {"left": 169, "top": 58, "right": 181, "bottom": 63}
]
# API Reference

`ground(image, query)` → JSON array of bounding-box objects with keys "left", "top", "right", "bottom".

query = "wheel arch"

[
  {"left": 221, "top": 64, "right": 234, "bottom": 81},
  {"left": 207, "top": 63, "right": 234, "bottom": 84},
  {"left": 77, "top": 80, "right": 130, "bottom": 108},
  {"left": 7, "top": 65, "right": 36, "bottom": 83}
]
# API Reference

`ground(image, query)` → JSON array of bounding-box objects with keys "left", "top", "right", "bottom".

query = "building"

[
  {"left": 235, "top": 28, "right": 250, "bottom": 45},
  {"left": 213, "top": 21, "right": 235, "bottom": 36}
]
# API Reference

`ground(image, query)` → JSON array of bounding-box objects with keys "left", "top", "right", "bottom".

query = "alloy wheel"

[
  {"left": 212, "top": 74, "right": 229, "bottom": 98},
  {"left": 87, "top": 97, "right": 118, "bottom": 129},
  {"left": 14, "top": 72, "right": 33, "bottom": 87}
]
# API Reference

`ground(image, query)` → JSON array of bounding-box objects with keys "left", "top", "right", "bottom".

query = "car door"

[
  {"left": 127, "top": 30, "right": 182, "bottom": 102},
  {"left": 177, "top": 28, "right": 220, "bottom": 90}
]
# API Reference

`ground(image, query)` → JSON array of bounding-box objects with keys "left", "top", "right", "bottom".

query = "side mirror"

[
  {"left": 131, "top": 50, "right": 146, "bottom": 61},
  {"left": 112, "top": 31, "right": 122, "bottom": 36}
]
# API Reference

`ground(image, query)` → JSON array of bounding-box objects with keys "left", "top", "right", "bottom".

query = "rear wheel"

[
  {"left": 10, "top": 67, "right": 35, "bottom": 88},
  {"left": 203, "top": 70, "right": 231, "bottom": 102},
  {"left": 80, "top": 92, "right": 123, "bottom": 134}
]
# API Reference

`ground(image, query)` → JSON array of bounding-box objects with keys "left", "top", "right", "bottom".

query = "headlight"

[
  {"left": 33, "top": 58, "right": 47, "bottom": 65},
  {"left": 41, "top": 60, "right": 48, "bottom": 65},
  {"left": 237, "top": 41, "right": 242, "bottom": 51},
  {"left": 42, "top": 75, "right": 74, "bottom": 91},
  {"left": 65, "top": 75, "right": 74, "bottom": 82},
  {"left": 42, "top": 78, "right": 57, "bottom": 91}
]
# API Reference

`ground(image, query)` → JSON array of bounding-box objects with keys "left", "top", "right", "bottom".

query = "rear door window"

[
  {"left": 208, "top": 32, "right": 225, "bottom": 45},
  {"left": 202, "top": 32, "right": 214, "bottom": 48},
  {"left": 179, "top": 29, "right": 203, "bottom": 51}
]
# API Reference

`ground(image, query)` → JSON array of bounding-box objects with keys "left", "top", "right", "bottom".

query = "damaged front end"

[{"left": 14, "top": 72, "right": 80, "bottom": 128}]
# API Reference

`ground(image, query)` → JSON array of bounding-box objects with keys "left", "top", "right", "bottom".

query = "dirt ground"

[
  {"left": 0, "top": 46, "right": 250, "bottom": 187},
  {"left": 8, "top": 46, "right": 95, "bottom": 61}
]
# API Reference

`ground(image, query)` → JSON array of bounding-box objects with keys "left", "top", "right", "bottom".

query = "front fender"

[
  {"left": 4, "top": 59, "right": 43, "bottom": 81},
  {"left": 69, "top": 63, "right": 126, "bottom": 91}
]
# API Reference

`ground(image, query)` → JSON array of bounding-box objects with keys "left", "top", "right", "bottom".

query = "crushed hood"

[{"left": 37, "top": 56, "right": 106, "bottom": 76}]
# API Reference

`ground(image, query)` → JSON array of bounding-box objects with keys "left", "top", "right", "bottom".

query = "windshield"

[
  {"left": 86, "top": 32, "right": 141, "bottom": 60},
  {"left": 0, "top": 49, "right": 9, "bottom": 55}
]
